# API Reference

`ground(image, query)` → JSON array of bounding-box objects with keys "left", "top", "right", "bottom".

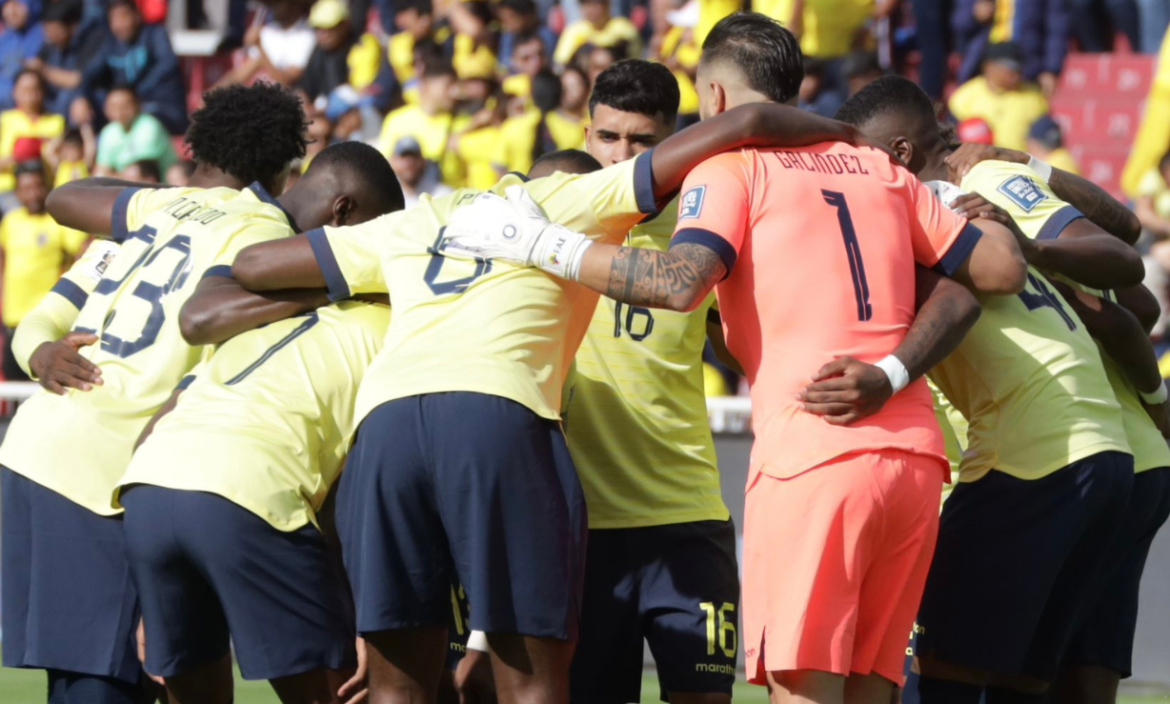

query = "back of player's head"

[
  {"left": 529, "top": 149, "right": 602, "bottom": 179},
  {"left": 700, "top": 13, "right": 803, "bottom": 104},
  {"left": 835, "top": 75, "right": 936, "bottom": 139},
  {"left": 589, "top": 59, "right": 679, "bottom": 125},
  {"left": 302, "top": 141, "right": 405, "bottom": 220},
  {"left": 185, "top": 82, "right": 309, "bottom": 192}
]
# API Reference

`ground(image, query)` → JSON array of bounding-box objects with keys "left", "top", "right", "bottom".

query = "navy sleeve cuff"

[
  {"left": 672, "top": 227, "right": 738, "bottom": 279},
  {"left": 1036, "top": 205, "right": 1086, "bottom": 241},
  {"left": 933, "top": 223, "right": 984, "bottom": 277},
  {"left": 633, "top": 151, "right": 659, "bottom": 217},
  {"left": 176, "top": 374, "right": 196, "bottom": 390},
  {"left": 201, "top": 265, "right": 233, "bottom": 280},
  {"left": 110, "top": 187, "right": 141, "bottom": 243},
  {"left": 50, "top": 278, "right": 89, "bottom": 309},
  {"left": 306, "top": 227, "right": 351, "bottom": 302}
]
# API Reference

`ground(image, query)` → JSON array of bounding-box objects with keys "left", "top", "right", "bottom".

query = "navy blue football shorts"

[
  {"left": 915, "top": 451, "right": 1133, "bottom": 681},
  {"left": 570, "top": 519, "right": 740, "bottom": 704},
  {"left": 121, "top": 486, "right": 356, "bottom": 680},
  {"left": 336, "top": 393, "right": 588, "bottom": 640}
]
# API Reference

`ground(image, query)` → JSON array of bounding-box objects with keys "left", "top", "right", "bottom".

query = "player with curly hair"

[{"left": 0, "top": 84, "right": 394, "bottom": 704}]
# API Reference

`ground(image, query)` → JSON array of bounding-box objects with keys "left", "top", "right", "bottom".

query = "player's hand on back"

[
  {"left": 29, "top": 332, "right": 103, "bottom": 394},
  {"left": 798, "top": 357, "right": 893, "bottom": 426},
  {"left": 338, "top": 637, "right": 369, "bottom": 704},
  {"left": 945, "top": 143, "right": 1029, "bottom": 180},
  {"left": 454, "top": 647, "right": 497, "bottom": 704}
]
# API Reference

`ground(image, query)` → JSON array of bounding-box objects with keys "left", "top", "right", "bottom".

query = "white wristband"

[
  {"left": 1140, "top": 381, "right": 1169, "bottom": 405},
  {"left": 466, "top": 630, "right": 490, "bottom": 653},
  {"left": 1027, "top": 155, "right": 1054, "bottom": 182},
  {"left": 533, "top": 224, "right": 593, "bottom": 281},
  {"left": 875, "top": 355, "right": 911, "bottom": 394}
]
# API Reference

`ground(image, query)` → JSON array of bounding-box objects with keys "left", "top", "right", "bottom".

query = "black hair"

[
  {"left": 170, "top": 159, "right": 197, "bottom": 178},
  {"left": 499, "top": 0, "right": 537, "bottom": 15},
  {"left": 108, "top": 82, "right": 138, "bottom": 98},
  {"left": 588, "top": 58, "right": 679, "bottom": 125},
  {"left": 107, "top": 0, "right": 139, "bottom": 12},
  {"left": 700, "top": 12, "right": 803, "bottom": 104},
  {"left": 512, "top": 29, "right": 544, "bottom": 53},
  {"left": 843, "top": 50, "right": 882, "bottom": 80},
  {"left": 396, "top": 0, "right": 433, "bottom": 16},
  {"left": 184, "top": 82, "right": 310, "bottom": 187},
  {"left": 420, "top": 55, "right": 457, "bottom": 80},
  {"left": 529, "top": 149, "right": 602, "bottom": 177},
  {"left": 461, "top": 0, "right": 493, "bottom": 25},
  {"left": 803, "top": 56, "right": 824, "bottom": 79},
  {"left": 129, "top": 159, "right": 162, "bottom": 182},
  {"left": 13, "top": 67, "right": 46, "bottom": 91},
  {"left": 14, "top": 160, "right": 46, "bottom": 180},
  {"left": 62, "top": 127, "right": 84, "bottom": 145},
  {"left": 43, "top": 0, "right": 83, "bottom": 24},
  {"left": 531, "top": 69, "right": 562, "bottom": 113},
  {"left": 306, "top": 140, "right": 406, "bottom": 213},
  {"left": 835, "top": 75, "right": 935, "bottom": 132}
]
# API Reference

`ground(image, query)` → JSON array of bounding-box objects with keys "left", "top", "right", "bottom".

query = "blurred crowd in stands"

[{"left": 5, "top": 0, "right": 1170, "bottom": 394}]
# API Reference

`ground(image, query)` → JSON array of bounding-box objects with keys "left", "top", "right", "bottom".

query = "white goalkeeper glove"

[{"left": 440, "top": 185, "right": 593, "bottom": 281}]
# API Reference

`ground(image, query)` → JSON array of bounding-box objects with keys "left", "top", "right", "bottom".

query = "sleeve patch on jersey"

[
  {"left": 678, "top": 186, "right": 707, "bottom": 220},
  {"left": 50, "top": 278, "right": 88, "bottom": 309},
  {"left": 996, "top": 175, "right": 1047, "bottom": 212}
]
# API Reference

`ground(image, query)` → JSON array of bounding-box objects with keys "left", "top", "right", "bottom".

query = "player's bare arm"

[
  {"left": 179, "top": 276, "right": 331, "bottom": 346},
  {"left": 799, "top": 267, "right": 981, "bottom": 425},
  {"left": 232, "top": 237, "right": 328, "bottom": 291},
  {"left": 1114, "top": 284, "right": 1162, "bottom": 334},
  {"left": 945, "top": 216, "right": 1029, "bottom": 295},
  {"left": 46, "top": 177, "right": 169, "bottom": 236},
  {"left": 648, "top": 102, "right": 872, "bottom": 201},
  {"left": 1048, "top": 279, "right": 1170, "bottom": 436},
  {"left": 580, "top": 242, "right": 726, "bottom": 312},
  {"left": 946, "top": 143, "right": 1142, "bottom": 244},
  {"left": 950, "top": 193, "right": 1144, "bottom": 289}
]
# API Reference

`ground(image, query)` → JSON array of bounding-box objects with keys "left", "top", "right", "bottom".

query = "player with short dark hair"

[
  {"left": 437, "top": 13, "right": 1029, "bottom": 704},
  {"left": 528, "top": 149, "right": 603, "bottom": 178},
  {"left": 0, "top": 84, "right": 382, "bottom": 704}
]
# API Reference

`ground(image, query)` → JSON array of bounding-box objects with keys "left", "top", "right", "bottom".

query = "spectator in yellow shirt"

[
  {"left": 503, "top": 31, "right": 549, "bottom": 100},
  {"left": 553, "top": 0, "right": 642, "bottom": 67},
  {"left": 948, "top": 41, "right": 1049, "bottom": 151},
  {"left": 1135, "top": 151, "right": 1170, "bottom": 240},
  {"left": 1026, "top": 114, "right": 1080, "bottom": 176},
  {"left": 1122, "top": 24, "right": 1170, "bottom": 198},
  {"left": 0, "top": 69, "right": 66, "bottom": 198},
  {"left": 388, "top": 0, "right": 450, "bottom": 85},
  {"left": 0, "top": 161, "right": 87, "bottom": 380},
  {"left": 380, "top": 57, "right": 465, "bottom": 186}
]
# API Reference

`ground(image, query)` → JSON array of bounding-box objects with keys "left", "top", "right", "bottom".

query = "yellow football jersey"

[
  {"left": 929, "top": 381, "right": 966, "bottom": 504},
  {"left": 564, "top": 202, "right": 727, "bottom": 529},
  {"left": 11, "top": 240, "right": 121, "bottom": 378},
  {"left": 0, "top": 184, "right": 295, "bottom": 515},
  {"left": 307, "top": 152, "right": 658, "bottom": 433},
  {"left": 120, "top": 301, "right": 389, "bottom": 531},
  {"left": 964, "top": 160, "right": 1170, "bottom": 474},
  {"left": 0, "top": 207, "right": 90, "bottom": 326}
]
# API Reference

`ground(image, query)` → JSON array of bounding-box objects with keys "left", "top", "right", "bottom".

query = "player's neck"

[{"left": 188, "top": 164, "right": 249, "bottom": 190}]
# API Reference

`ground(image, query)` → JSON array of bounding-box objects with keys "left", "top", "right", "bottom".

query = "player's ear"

[
  {"left": 331, "top": 195, "right": 356, "bottom": 226},
  {"left": 889, "top": 137, "right": 913, "bottom": 167}
]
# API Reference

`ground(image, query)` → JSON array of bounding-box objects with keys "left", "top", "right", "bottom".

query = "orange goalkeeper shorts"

[{"left": 742, "top": 449, "right": 942, "bottom": 685}]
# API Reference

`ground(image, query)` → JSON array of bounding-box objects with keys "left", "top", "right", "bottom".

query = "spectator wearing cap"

[
  {"left": 83, "top": 0, "right": 188, "bottom": 134},
  {"left": 948, "top": 41, "right": 1049, "bottom": 151},
  {"left": 299, "top": 0, "right": 383, "bottom": 106},
  {"left": 24, "top": 0, "right": 102, "bottom": 118},
  {"left": 956, "top": 117, "right": 996, "bottom": 145},
  {"left": 0, "top": 159, "right": 87, "bottom": 380},
  {"left": 0, "top": 0, "right": 45, "bottom": 111},
  {"left": 1026, "top": 114, "right": 1080, "bottom": 175},
  {"left": 553, "top": 0, "right": 641, "bottom": 68},
  {"left": 94, "top": 84, "right": 176, "bottom": 177},
  {"left": 380, "top": 57, "right": 465, "bottom": 187},
  {"left": 391, "top": 135, "right": 453, "bottom": 209},
  {"left": 953, "top": 0, "right": 1069, "bottom": 96},
  {"left": 0, "top": 69, "right": 63, "bottom": 201},
  {"left": 217, "top": 0, "right": 315, "bottom": 89}
]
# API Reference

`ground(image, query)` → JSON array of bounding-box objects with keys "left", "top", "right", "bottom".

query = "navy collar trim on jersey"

[{"left": 248, "top": 182, "right": 300, "bottom": 232}]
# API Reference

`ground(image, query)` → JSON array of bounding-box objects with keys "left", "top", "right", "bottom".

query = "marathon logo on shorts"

[
  {"left": 679, "top": 186, "right": 706, "bottom": 220},
  {"left": 997, "top": 175, "right": 1047, "bottom": 212}
]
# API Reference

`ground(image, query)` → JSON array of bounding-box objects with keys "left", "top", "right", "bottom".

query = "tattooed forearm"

[
  {"left": 1049, "top": 171, "right": 1142, "bottom": 245},
  {"left": 605, "top": 243, "right": 727, "bottom": 311}
]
